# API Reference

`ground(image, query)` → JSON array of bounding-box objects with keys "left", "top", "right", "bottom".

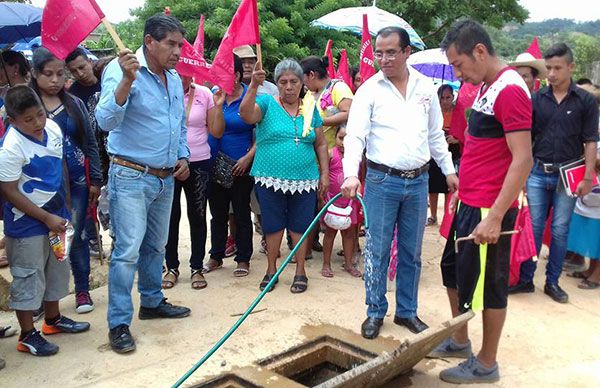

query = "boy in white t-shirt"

[{"left": 0, "top": 85, "right": 90, "bottom": 357}]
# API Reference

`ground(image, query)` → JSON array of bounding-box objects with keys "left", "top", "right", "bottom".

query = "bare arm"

[
  {"left": 0, "top": 181, "right": 67, "bottom": 234},
  {"left": 575, "top": 141, "right": 598, "bottom": 197},
  {"left": 209, "top": 91, "right": 226, "bottom": 139},
  {"left": 239, "top": 64, "right": 266, "bottom": 125},
  {"left": 322, "top": 98, "right": 351, "bottom": 127},
  {"left": 472, "top": 131, "right": 533, "bottom": 244}
]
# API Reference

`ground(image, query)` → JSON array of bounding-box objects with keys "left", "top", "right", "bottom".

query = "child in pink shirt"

[{"left": 322, "top": 127, "right": 362, "bottom": 278}]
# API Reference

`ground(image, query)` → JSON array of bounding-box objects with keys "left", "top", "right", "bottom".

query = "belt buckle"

[
  {"left": 405, "top": 170, "right": 416, "bottom": 179},
  {"left": 542, "top": 163, "right": 554, "bottom": 174}
]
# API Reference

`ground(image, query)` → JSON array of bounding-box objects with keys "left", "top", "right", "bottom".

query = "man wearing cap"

[
  {"left": 233, "top": 45, "right": 278, "bottom": 97},
  {"left": 508, "top": 52, "right": 547, "bottom": 93}
]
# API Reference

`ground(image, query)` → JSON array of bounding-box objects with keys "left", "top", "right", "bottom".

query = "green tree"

[{"left": 93, "top": 0, "right": 528, "bottom": 73}]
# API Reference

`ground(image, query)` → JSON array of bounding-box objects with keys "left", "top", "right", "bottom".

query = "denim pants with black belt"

[
  {"left": 363, "top": 168, "right": 428, "bottom": 319},
  {"left": 107, "top": 164, "right": 174, "bottom": 329}
]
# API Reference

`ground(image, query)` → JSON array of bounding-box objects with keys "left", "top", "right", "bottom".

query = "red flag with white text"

[
  {"left": 176, "top": 39, "right": 213, "bottom": 83},
  {"left": 335, "top": 49, "right": 354, "bottom": 92},
  {"left": 193, "top": 15, "right": 205, "bottom": 58},
  {"left": 324, "top": 39, "right": 336, "bottom": 79},
  {"left": 209, "top": 0, "right": 260, "bottom": 93},
  {"left": 360, "top": 14, "right": 376, "bottom": 83},
  {"left": 42, "top": 0, "right": 105, "bottom": 60}
]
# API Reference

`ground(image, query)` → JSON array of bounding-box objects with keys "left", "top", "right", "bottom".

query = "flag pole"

[
  {"left": 256, "top": 43, "right": 262, "bottom": 69},
  {"left": 101, "top": 18, "right": 126, "bottom": 52}
]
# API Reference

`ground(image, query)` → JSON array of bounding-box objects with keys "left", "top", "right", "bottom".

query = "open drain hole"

[
  {"left": 257, "top": 336, "right": 377, "bottom": 386},
  {"left": 192, "top": 373, "right": 261, "bottom": 388}
]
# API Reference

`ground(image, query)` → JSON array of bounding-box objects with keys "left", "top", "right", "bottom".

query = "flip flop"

[
  {"left": 259, "top": 273, "right": 278, "bottom": 292},
  {"left": 578, "top": 279, "right": 600, "bottom": 290},
  {"left": 343, "top": 265, "right": 362, "bottom": 278},
  {"left": 161, "top": 269, "right": 179, "bottom": 289},
  {"left": 290, "top": 275, "right": 308, "bottom": 294},
  {"left": 191, "top": 269, "right": 207, "bottom": 289},
  {"left": 233, "top": 263, "right": 250, "bottom": 277},
  {"left": 321, "top": 267, "right": 334, "bottom": 278},
  {"left": 202, "top": 259, "right": 223, "bottom": 274}
]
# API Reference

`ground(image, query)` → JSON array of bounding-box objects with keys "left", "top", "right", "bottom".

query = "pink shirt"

[{"left": 185, "top": 84, "right": 214, "bottom": 162}]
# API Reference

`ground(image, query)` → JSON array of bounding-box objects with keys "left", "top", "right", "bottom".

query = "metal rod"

[{"left": 454, "top": 230, "right": 519, "bottom": 253}]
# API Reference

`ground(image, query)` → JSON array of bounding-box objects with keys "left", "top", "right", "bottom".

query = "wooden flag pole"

[
  {"left": 101, "top": 18, "right": 126, "bottom": 52},
  {"left": 256, "top": 43, "right": 262, "bottom": 69}
]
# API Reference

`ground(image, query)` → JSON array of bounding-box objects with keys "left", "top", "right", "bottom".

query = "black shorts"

[{"left": 441, "top": 203, "right": 517, "bottom": 313}]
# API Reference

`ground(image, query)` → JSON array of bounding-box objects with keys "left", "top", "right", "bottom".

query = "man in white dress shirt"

[{"left": 341, "top": 27, "right": 458, "bottom": 340}]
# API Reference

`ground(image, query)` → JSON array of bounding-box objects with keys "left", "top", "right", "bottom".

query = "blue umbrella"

[
  {"left": 407, "top": 48, "right": 458, "bottom": 82},
  {"left": 0, "top": 3, "right": 43, "bottom": 46}
]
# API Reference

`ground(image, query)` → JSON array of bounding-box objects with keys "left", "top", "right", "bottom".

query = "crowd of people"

[{"left": 0, "top": 13, "right": 598, "bottom": 385}]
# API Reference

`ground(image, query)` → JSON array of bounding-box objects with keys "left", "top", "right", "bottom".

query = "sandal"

[
  {"left": 202, "top": 258, "right": 223, "bottom": 274},
  {"left": 0, "top": 326, "right": 17, "bottom": 338},
  {"left": 426, "top": 217, "right": 437, "bottom": 226},
  {"left": 290, "top": 275, "right": 308, "bottom": 294},
  {"left": 321, "top": 267, "right": 334, "bottom": 278},
  {"left": 191, "top": 269, "right": 207, "bottom": 289},
  {"left": 259, "top": 273, "right": 278, "bottom": 292},
  {"left": 578, "top": 279, "right": 600, "bottom": 290},
  {"left": 343, "top": 265, "right": 362, "bottom": 278},
  {"left": 233, "top": 262, "right": 250, "bottom": 277},
  {"left": 161, "top": 269, "right": 179, "bottom": 289},
  {"left": 336, "top": 250, "right": 345, "bottom": 257},
  {"left": 567, "top": 271, "right": 588, "bottom": 279}
]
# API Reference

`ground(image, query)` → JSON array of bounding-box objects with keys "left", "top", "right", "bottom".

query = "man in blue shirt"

[{"left": 96, "top": 14, "right": 191, "bottom": 354}]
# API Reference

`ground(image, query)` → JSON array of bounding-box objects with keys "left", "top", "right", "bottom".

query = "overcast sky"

[{"left": 31, "top": 0, "right": 600, "bottom": 24}]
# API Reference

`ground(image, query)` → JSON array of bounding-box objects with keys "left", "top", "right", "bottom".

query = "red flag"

[
  {"left": 509, "top": 196, "right": 538, "bottom": 286},
  {"left": 193, "top": 15, "right": 206, "bottom": 58},
  {"left": 526, "top": 37, "right": 542, "bottom": 59},
  {"left": 360, "top": 14, "right": 376, "bottom": 83},
  {"left": 176, "top": 39, "right": 213, "bottom": 83},
  {"left": 439, "top": 195, "right": 455, "bottom": 239},
  {"left": 209, "top": 0, "right": 260, "bottom": 93},
  {"left": 335, "top": 49, "right": 354, "bottom": 91},
  {"left": 324, "top": 40, "right": 336, "bottom": 79},
  {"left": 41, "top": 0, "right": 105, "bottom": 60}
]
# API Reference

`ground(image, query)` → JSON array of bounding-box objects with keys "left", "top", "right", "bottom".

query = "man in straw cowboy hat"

[{"left": 509, "top": 52, "right": 548, "bottom": 93}]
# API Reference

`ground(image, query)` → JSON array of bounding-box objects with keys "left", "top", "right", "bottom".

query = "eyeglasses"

[{"left": 374, "top": 52, "right": 398, "bottom": 61}]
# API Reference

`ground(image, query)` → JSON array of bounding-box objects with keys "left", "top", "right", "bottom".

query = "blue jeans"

[
  {"left": 522, "top": 166, "right": 576, "bottom": 285},
  {"left": 107, "top": 164, "right": 174, "bottom": 329},
  {"left": 363, "top": 168, "right": 428, "bottom": 319},
  {"left": 69, "top": 178, "right": 91, "bottom": 292}
]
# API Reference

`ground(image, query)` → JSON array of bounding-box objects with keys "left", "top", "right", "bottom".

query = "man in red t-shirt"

[{"left": 431, "top": 20, "right": 533, "bottom": 384}]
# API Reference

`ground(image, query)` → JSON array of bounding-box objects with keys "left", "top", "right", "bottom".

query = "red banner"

[
  {"left": 209, "top": 0, "right": 260, "bottom": 93},
  {"left": 42, "top": 0, "right": 105, "bottom": 60},
  {"left": 324, "top": 39, "right": 336, "bottom": 79},
  {"left": 526, "top": 36, "right": 542, "bottom": 59},
  {"left": 193, "top": 15, "right": 205, "bottom": 58},
  {"left": 359, "top": 14, "right": 376, "bottom": 84},
  {"left": 176, "top": 39, "right": 213, "bottom": 83},
  {"left": 335, "top": 49, "right": 354, "bottom": 92}
]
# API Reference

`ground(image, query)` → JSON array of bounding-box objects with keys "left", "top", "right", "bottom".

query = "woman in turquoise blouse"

[{"left": 240, "top": 59, "right": 329, "bottom": 294}]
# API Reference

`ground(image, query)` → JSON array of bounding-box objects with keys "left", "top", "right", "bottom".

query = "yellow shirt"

[{"left": 315, "top": 81, "right": 354, "bottom": 148}]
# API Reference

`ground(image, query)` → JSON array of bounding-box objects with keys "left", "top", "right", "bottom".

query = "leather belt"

[
  {"left": 111, "top": 156, "right": 174, "bottom": 179},
  {"left": 534, "top": 158, "right": 579, "bottom": 174},
  {"left": 367, "top": 160, "right": 429, "bottom": 179}
]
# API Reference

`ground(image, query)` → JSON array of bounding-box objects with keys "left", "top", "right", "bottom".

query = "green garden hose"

[{"left": 173, "top": 193, "right": 368, "bottom": 387}]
